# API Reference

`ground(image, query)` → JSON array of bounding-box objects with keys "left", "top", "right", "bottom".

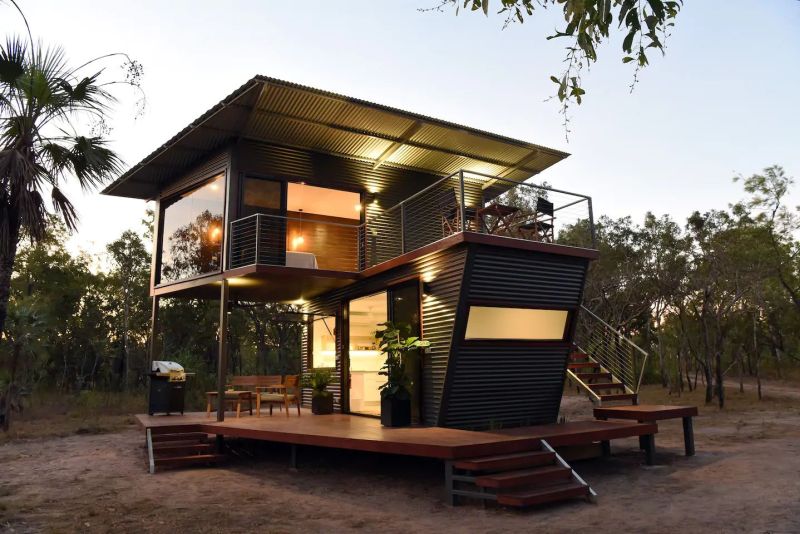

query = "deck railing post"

[
  {"left": 587, "top": 196, "right": 596, "bottom": 248},
  {"left": 254, "top": 213, "right": 261, "bottom": 265},
  {"left": 216, "top": 279, "right": 230, "bottom": 422},
  {"left": 458, "top": 170, "right": 466, "bottom": 233},
  {"left": 400, "top": 201, "right": 406, "bottom": 254}
]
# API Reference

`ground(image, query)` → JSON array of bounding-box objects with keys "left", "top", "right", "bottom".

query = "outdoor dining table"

[
  {"left": 206, "top": 389, "right": 254, "bottom": 418},
  {"left": 477, "top": 203, "right": 520, "bottom": 235}
]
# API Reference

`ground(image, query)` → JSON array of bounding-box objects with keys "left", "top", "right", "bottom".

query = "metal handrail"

[
  {"left": 576, "top": 305, "right": 650, "bottom": 394},
  {"left": 229, "top": 168, "right": 597, "bottom": 271}
]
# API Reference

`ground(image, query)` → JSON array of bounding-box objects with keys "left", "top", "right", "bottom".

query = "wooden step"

[
  {"left": 151, "top": 432, "right": 209, "bottom": 443},
  {"left": 587, "top": 382, "right": 626, "bottom": 391},
  {"left": 453, "top": 450, "right": 555, "bottom": 472},
  {"left": 599, "top": 393, "right": 638, "bottom": 402},
  {"left": 497, "top": 480, "right": 590, "bottom": 507},
  {"left": 576, "top": 372, "right": 612, "bottom": 381},
  {"left": 569, "top": 353, "right": 589, "bottom": 361},
  {"left": 153, "top": 443, "right": 214, "bottom": 457},
  {"left": 153, "top": 454, "right": 225, "bottom": 469},
  {"left": 476, "top": 465, "right": 571, "bottom": 489},
  {"left": 567, "top": 362, "right": 600, "bottom": 370}
]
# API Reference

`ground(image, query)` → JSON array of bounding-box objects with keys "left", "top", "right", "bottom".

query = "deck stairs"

[
  {"left": 569, "top": 305, "right": 649, "bottom": 406},
  {"left": 146, "top": 425, "right": 225, "bottom": 473},
  {"left": 445, "top": 439, "right": 595, "bottom": 508}
]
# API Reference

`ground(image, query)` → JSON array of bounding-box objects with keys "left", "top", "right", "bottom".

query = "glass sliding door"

[
  {"left": 346, "top": 282, "right": 422, "bottom": 420},
  {"left": 348, "top": 291, "right": 388, "bottom": 416}
]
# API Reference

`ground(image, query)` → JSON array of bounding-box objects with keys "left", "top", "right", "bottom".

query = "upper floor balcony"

[{"left": 228, "top": 170, "right": 595, "bottom": 274}]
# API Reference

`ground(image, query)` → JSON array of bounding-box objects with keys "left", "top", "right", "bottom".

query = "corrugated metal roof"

[{"left": 102, "top": 75, "right": 569, "bottom": 199}]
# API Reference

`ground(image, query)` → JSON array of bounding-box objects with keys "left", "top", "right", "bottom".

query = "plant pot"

[
  {"left": 311, "top": 393, "right": 334, "bottom": 415},
  {"left": 381, "top": 395, "right": 411, "bottom": 427}
]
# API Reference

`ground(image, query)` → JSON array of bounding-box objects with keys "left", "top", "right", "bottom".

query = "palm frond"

[
  {"left": 0, "top": 36, "right": 26, "bottom": 86},
  {"left": 50, "top": 185, "right": 78, "bottom": 231}
]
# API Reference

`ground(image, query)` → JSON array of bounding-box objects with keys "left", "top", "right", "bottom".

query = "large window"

[
  {"left": 348, "top": 291, "right": 387, "bottom": 416},
  {"left": 160, "top": 173, "right": 225, "bottom": 283},
  {"left": 464, "top": 306, "right": 569, "bottom": 341},
  {"left": 311, "top": 316, "right": 336, "bottom": 368}
]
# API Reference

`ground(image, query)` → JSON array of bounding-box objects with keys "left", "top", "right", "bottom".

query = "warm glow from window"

[
  {"left": 464, "top": 306, "right": 568, "bottom": 340},
  {"left": 312, "top": 316, "right": 336, "bottom": 369}
]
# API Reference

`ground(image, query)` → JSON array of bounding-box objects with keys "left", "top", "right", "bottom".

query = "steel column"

[
  {"left": 148, "top": 295, "right": 160, "bottom": 367},
  {"left": 682, "top": 416, "right": 695, "bottom": 456},
  {"left": 216, "top": 279, "right": 230, "bottom": 422}
]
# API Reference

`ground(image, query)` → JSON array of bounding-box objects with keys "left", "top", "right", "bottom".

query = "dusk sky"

[{"left": 9, "top": 1, "right": 800, "bottom": 263}]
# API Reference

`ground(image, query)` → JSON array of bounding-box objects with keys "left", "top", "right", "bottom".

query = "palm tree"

[{"left": 0, "top": 33, "right": 138, "bottom": 335}]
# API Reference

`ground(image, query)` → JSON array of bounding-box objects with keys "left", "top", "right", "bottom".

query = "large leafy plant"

[
  {"left": 375, "top": 321, "right": 429, "bottom": 400},
  {"left": 300, "top": 367, "right": 334, "bottom": 398}
]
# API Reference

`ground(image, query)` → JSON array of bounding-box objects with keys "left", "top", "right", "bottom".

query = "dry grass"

[{"left": 0, "top": 390, "right": 144, "bottom": 444}]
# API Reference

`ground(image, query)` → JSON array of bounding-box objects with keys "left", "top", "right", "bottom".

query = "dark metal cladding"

[
  {"left": 302, "top": 245, "right": 468, "bottom": 424},
  {"left": 439, "top": 244, "right": 589, "bottom": 429},
  {"left": 468, "top": 246, "right": 587, "bottom": 308}
]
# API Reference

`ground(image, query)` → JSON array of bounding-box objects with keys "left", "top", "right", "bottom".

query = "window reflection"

[{"left": 160, "top": 173, "right": 225, "bottom": 283}]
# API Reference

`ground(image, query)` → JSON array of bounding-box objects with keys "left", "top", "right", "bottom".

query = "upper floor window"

[{"left": 160, "top": 173, "right": 225, "bottom": 283}]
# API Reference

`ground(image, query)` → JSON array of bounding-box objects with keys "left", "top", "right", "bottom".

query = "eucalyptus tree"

[{"left": 429, "top": 0, "right": 682, "bottom": 129}]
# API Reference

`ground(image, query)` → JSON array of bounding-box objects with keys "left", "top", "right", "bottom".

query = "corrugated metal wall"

[
  {"left": 237, "top": 140, "right": 442, "bottom": 216},
  {"left": 439, "top": 244, "right": 589, "bottom": 429},
  {"left": 302, "top": 245, "right": 467, "bottom": 424}
]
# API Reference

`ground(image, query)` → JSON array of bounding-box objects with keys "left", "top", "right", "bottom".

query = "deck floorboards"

[{"left": 135, "top": 411, "right": 656, "bottom": 460}]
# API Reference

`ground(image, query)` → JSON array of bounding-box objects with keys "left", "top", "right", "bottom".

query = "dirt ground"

[{"left": 2, "top": 384, "right": 800, "bottom": 534}]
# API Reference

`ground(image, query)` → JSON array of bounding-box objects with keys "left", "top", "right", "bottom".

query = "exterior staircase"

[
  {"left": 568, "top": 306, "right": 649, "bottom": 406},
  {"left": 445, "top": 439, "right": 595, "bottom": 508},
  {"left": 146, "top": 425, "right": 225, "bottom": 473}
]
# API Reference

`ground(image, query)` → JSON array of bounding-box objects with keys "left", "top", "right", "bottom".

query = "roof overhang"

[{"left": 103, "top": 76, "right": 569, "bottom": 200}]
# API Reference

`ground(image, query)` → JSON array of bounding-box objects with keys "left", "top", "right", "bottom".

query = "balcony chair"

[
  {"left": 517, "top": 198, "right": 555, "bottom": 242},
  {"left": 256, "top": 374, "right": 302, "bottom": 417},
  {"left": 440, "top": 188, "right": 481, "bottom": 236}
]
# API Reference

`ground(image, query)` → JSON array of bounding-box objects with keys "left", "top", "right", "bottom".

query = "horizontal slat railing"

[
  {"left": 229, "top": 213, "right": 360, "bottom": 272},
  {"left": 574, "top": 305, "right": 649, "bottom": 394},
  {"left": 229, "top": 170, "right": 596, "bottom": 272}
]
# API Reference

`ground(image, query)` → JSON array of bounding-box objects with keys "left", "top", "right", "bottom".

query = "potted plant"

[
  {"left": 376, "top": 321, "right": 429, "bottom": 427},
  {"left": 301, "top": 368, "right": 335, "bottom": 415}
]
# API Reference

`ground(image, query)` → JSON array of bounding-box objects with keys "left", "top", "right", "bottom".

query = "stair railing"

[{"left": 574, "top": 305, "right": 649, "bottom": 394}]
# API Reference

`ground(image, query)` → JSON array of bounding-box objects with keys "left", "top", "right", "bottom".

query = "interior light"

[
  {"left": 209, "top": 182, "right": 219, "bottom": 191},
  {"left": 292, "top": 235, "right": 305, "bottom": 249},
  {"left": 354, "top": 203, "right": 362, "bottom": 212},
  {"left": 209, "top": 226, "right": 222, "bottom": 241}
]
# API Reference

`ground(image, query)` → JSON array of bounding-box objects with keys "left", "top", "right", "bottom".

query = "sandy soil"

[{"left": 3, "top": 386, "right": 800, "bottom": 534}]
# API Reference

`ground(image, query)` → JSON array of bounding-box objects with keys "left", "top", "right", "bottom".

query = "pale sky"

[{"left": 8, "top": 1, "right": 800, "bottom": 264}]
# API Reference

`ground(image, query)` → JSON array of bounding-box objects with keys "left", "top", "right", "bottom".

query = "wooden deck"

[{"left": 135, "top": 411, "right": 657, "bottom": 460}]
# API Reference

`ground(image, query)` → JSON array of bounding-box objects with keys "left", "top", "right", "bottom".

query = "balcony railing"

[{"left": 228, "top": 170, "right": 595, "bottom": 272}]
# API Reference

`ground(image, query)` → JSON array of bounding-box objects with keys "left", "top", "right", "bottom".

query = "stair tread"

[
  {"left": 599, "top": 393, "right": 638, "bottom": 401},
  {"left": 587, "top": 382, "right": 625, "bottom": 390},
  {"left": 154, "top": 442, "right": 213, "bottom": 451},
  {"left": 453, "top": 450, "right": 554, "bottom": 471},
  {"left": 476, "top": 465, "right": 571, "bottom": 488},
  {"left": 567, "top": 362, "right": 600, "bottom": 369},
  {"left": 497, "top": 480, "right": 590, "bottom": 507},
  {"left": 151, "top": 432, "right": 209, "bottom": 442},
  {"left": 154, "top": 453, "right": 224, "bottom": 465},
  {"left": 576, "top": 372, "right": 612, "bottom": 380}
]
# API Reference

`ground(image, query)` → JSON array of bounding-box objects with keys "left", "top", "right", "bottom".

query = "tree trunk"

[
  {"left": 715, "top": 349, "right": 725, "bottom": 409},
  {"left": 0, "top": 243, "right": 19, "bottom": 337}
]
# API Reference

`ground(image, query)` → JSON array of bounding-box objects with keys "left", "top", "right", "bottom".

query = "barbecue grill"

[{"left": 148, "top": 361, "right": 189, "bottom": 415}]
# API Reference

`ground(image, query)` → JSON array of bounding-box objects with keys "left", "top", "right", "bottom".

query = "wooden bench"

[{"left": 594, "top": 404, "right": 699, "bottom": 458}]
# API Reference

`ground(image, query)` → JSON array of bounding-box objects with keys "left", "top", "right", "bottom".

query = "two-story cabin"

[{"left": 104, "top": 75, "right": 602, "bottom": 430}]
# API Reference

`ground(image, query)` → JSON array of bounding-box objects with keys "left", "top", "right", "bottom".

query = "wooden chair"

[
  {"left": 517, "top": 197, "right": 555, "bottom": 242},
  {"left": 257, "top": 375, "right": 302, "bottom": 417},
  {"left": 440, "top": 188, "right": 481, "bottom": 236}
]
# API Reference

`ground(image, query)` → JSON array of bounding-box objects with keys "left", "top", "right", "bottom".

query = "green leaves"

[
  {"left": 375, "top": 321, "right": 429, "bottom": 399},
  {"left": 436, "top": 0, "right": 683, "bottom": 129}
]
